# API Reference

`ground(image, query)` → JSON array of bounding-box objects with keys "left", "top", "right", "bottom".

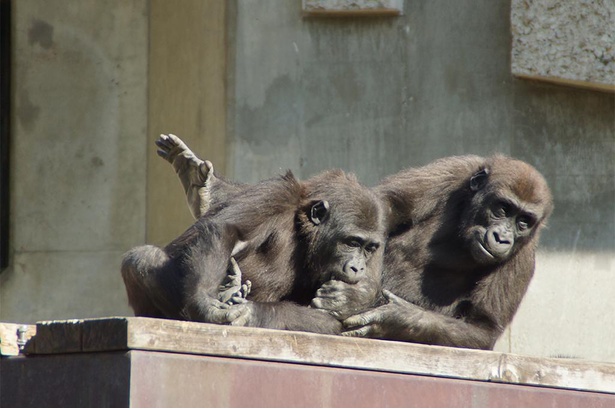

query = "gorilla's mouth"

[
  {"left": 471, "top": 230, "right": 496, "bottom": 262},
  {"left": 476, "top": 240, "right": 496, "bottom": 260},
  {"left": 330, "top": 270, "right": 361, "bottom": 284}
]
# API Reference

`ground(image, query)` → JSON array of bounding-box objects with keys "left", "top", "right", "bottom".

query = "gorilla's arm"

[
  {"left": 240, "top": 301, "right": 343, "bottom": 333},
  {"left": 342, "top": 290, "right": 498, "bottom": 350},
  {"left": 343, "top": 245, "right": 536, "bottom": 350},
  {"left": 220, "top": 258, "right": 343, "bottom": 334}
]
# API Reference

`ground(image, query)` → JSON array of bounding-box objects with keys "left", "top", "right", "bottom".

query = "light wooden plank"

[
  {"left": 27, "top": 317, "right": 615, "bottom": 395},
  {"left": 0, "top": 323, "right": 36, "bottom": 356}
]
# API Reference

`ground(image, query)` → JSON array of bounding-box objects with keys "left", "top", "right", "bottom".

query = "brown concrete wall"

[
  {"left": 147, "top": 0, "right": 228, "bottom": 245},
  {"left": 2, "top": 350, "right": 614, "bottom": 407}
]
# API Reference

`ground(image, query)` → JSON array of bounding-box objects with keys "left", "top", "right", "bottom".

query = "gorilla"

[
  {"left": 122, "top": 140, "right": 384, "bottom": 334},
  {"left": 155, "top": 134, "right": 552, "bottom": 349}
]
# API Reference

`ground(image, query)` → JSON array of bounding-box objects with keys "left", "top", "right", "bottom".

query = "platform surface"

[{"left": 1, "top": 317, "right": 614, "bottom": 407}]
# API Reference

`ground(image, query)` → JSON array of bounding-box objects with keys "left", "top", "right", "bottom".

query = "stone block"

[{"left": 511, "top": 0, "right": 615, "bottom": 91}]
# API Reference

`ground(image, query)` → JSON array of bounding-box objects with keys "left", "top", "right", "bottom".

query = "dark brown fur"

[
  {"left": 180, "top": 154, "right": 552, "bottom": 349},
  {"left": 157, "top": 146, "right": 552, "bottom": 349},
  {"left": 121, "top": 169, "right": 385, "bottom": 334},
  {"left": 344, "top": 154, "right": 553, "bottom": 349}
]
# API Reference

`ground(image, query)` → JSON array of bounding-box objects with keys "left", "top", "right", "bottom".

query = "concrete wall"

[
  {"left": 147, "top": 0, "right": 228, "bottom": 245},
  {"left": 227, "top": 1, "right": 614, "bottom": 362},
  {"left": 1, "top": 0, "right": 228, "bottom": 323},
  {"left": 2, "top": 0, "right": 614, "bottom": 363},
  {"left": 0, "top": 0, "right": 147, "bottom": 322}
]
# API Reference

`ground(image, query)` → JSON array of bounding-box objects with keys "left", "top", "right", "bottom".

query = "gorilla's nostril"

[{"left": 493, "top": 231, "right": 510, "bottom": 245}]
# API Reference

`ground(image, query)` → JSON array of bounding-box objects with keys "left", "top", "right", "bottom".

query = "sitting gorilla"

[
  {"left": 122, "top": 143, "right": 385, "bottom": 334},
  {"left": 158, "top": 134, "right": 553, "bottom": 349}
]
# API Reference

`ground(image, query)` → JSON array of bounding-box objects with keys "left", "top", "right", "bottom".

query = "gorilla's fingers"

[
  {"left": 230, "top": 303, "right": 253, "bottom": 327},
  {"left": 208, "top": 303, "right": 247, "bottom": 324},
  {"left": 342, "top": 326, "right": 371, "bottom": 337},
  {"left": 343, "top": 310, "right": 380, "bottom": 328}
]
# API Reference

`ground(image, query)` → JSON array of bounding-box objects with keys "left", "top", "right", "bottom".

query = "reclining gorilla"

[
  {"left": 158, "top": 134, "right": 553, "bottom": 350},
  {"left": 121, "top": 160, "right": 385, "bottom": 334}
]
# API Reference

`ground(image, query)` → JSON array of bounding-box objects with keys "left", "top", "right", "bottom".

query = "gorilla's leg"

[
  {"left": 121, "top": 245, "right": 180, "bottom": 318},
  {"left": 156, "top": 133, "right": 215, "bottom": 218}
]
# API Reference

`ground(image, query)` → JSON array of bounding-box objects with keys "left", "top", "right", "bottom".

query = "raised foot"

[
  {"left": 156, "top": 133, "right": 215, "bottom": 218},
  {"left": 156, "top": 133, "right": 213, "bottom": 183}
]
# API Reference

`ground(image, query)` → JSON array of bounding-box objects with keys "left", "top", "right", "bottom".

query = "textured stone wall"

[{"left": 511, "top": 0, "right": 615, "bottom": 90}]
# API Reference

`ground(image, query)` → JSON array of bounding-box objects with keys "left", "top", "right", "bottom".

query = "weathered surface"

[
  {"left": 511, "top": 0, "right": 615, "bottom": 91},
  {"left": 23, "top": 317, "right": 615, "bottom": 395},
  {"left": 128, "top": 351, "right": 615, "bottom": 407},
  {"left": 3, "top": 350, "right": 614, "bottom": 407},
  {"left": 147, "top": 0, "right": 229, "bottom": 245},
  {"left": 1, "top": 0, "right": 145, "bottom": 323},
  {"left": 1, "top": 352, "right": 131, "bottom": 407},
  {"left": 0, "top": 323, "right": 35, "bottom": 356},
  {"left": 302, "top": 0, "right": 403, "bottom": 16}
]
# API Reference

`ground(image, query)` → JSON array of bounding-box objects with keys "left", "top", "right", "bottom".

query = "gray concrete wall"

[
  {"left": 228, "top": 0, "right": 615, "bottom": 362},
  {"left": 0, "top": 0, "right": 147, "bottom": 322}
]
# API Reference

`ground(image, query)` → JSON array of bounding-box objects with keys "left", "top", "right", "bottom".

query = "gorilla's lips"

[
  {"left": 330, "top": 270, "right": 361, "bottom": 285},
  {"left": 477, "top": 240, "right": 496, "bottom": 260}
]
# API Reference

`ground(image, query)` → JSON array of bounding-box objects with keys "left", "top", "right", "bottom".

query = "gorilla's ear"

[
  {"left": 470, "top": 168, "right": 489, "bottom": 192},
  {"left": 309, "top": 200, "right": 330, "bottom": 225}
]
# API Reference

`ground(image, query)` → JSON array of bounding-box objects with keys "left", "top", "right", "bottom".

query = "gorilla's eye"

[
  {"left": 366, "top": 243, "right": 380, "bottom": 253},
  {"left": 517, "top": 215, "right": 535, "bottom": 231},
  {"left": 345, "top": 238, "right": 362, "bottom": 248},
  {"left": 493, "top": 201, "right": 510, "bottom": 218}
]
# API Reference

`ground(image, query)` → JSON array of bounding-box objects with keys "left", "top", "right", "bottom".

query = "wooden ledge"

[
  {"left": 0, "top": 323, "right": 36, "bottom": 356},
  {"left": 20, "top": 317, "right": 615, "bottom": 395}
]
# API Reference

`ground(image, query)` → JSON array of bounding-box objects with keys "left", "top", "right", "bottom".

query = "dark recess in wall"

[{"left": 0, "top": 0, "right": 11, "bottom": 271}]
